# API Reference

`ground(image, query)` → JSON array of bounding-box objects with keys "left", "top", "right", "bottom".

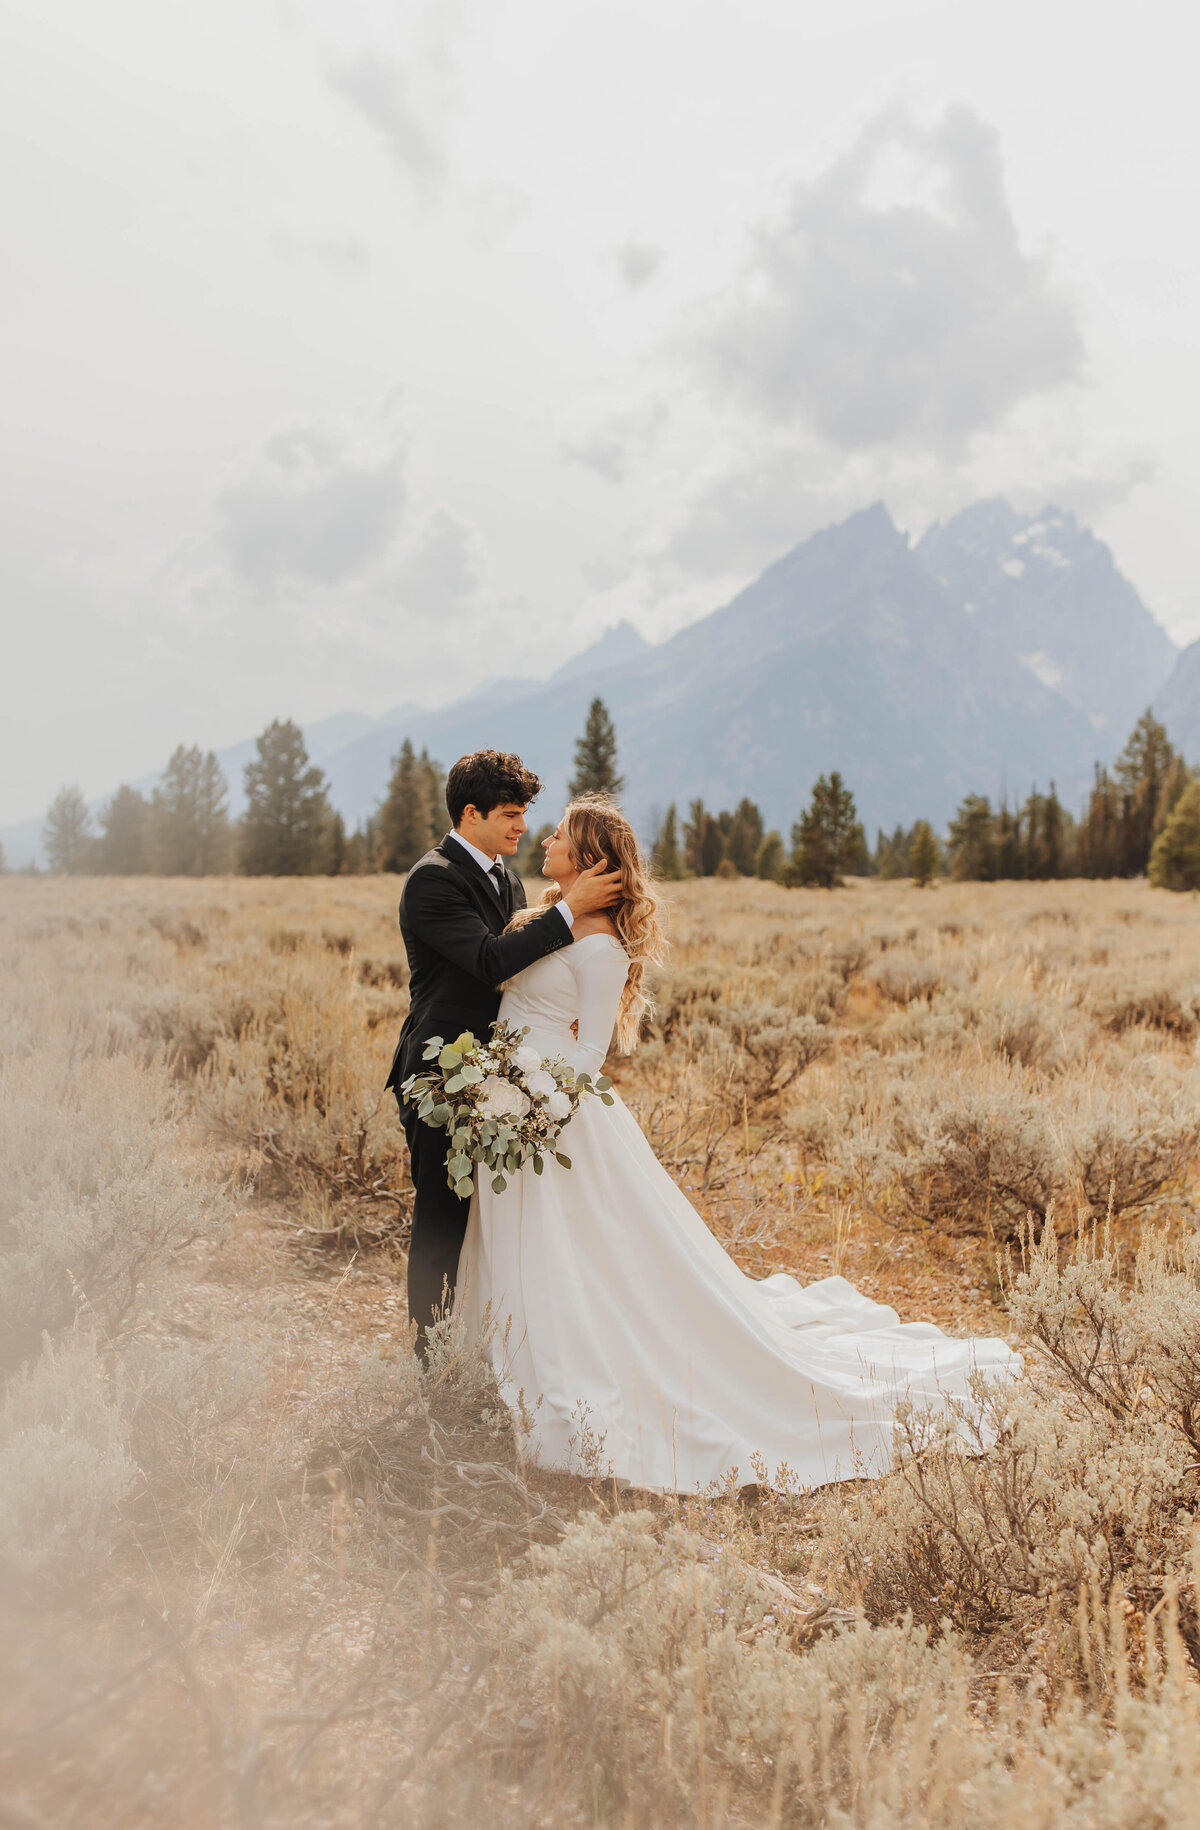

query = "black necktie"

[{"left": 488, "top": 862, "right": 509, "bottom": 913}]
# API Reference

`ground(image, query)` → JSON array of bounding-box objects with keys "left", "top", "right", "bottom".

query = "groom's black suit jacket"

[{"left": 385, "top": 834, "right": 574, "bottom": 1096}]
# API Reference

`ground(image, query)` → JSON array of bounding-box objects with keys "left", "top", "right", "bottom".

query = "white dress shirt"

[{"left": 448, "top": 830, "right": 574, "bottom": 926}]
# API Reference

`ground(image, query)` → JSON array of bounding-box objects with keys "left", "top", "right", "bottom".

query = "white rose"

[
  {"left": 513, "top": 1045, "right": 543, "bottom": 1073},
  {"left": 546, "top": 1090, "right": 572, "bottom": 1121},
  {"left": 524, "top": 1069, "right": 557, "bottom": 1099},
  {"left": 477, "top": 1075, "right": 530, "bottom": 1121}
]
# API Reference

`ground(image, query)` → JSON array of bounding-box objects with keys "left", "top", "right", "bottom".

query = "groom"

[{"left": 386, "top": 748, "right": 621, "bottom": 1350}]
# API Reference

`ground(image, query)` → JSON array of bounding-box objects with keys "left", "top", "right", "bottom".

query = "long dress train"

[{"left": 458, "top": 934, "right": 1019, "bottom": 1493}]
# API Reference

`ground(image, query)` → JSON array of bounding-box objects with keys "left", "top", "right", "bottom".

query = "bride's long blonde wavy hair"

[{"left": 508, "top": 794, "right": 666, "bottom": 1050}]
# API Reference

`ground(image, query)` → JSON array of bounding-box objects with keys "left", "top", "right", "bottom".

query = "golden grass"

[{"left": 5, "top": 870, "right": 1200, "bottom": 1826}]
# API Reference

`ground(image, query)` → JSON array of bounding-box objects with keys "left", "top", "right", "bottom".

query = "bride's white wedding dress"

[{"left": 459, "top": 934, "right": 1019, "bottom": 1493}]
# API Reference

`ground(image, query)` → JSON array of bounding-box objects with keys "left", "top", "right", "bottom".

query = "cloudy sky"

[{"left": 3, "top": 0, "right": 1199, "bottom": 824}]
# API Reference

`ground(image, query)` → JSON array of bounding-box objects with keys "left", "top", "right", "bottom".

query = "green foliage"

[
  {"left": 44, "top": 784, "right": 93, "bottom": 874},
  {"left": 323, "top": 809, "right": 348, "bottom": 876},
  {"left": 97, "top": 784, "right": 150, "bottom": 875},
  {"left": 725, "top": 796, "right": 764, "bottom": 874},
  {"left": 151, "top": 745, "right": 230, "bottom": 875},
  {"left": 1149, "top": 779, "right": 1200, "bottom": 890},
  {"left": 238, "top": 720, "right": 331, "bottom": 876},
  {"left": 909, "top": 819, "right": 940, "bottom": 887},
  {"left": 650, "top": 803, "right": 685, "bottom": 879},
  {"left": 1077, "top": 709, "right": 1189, "bottom": 878},
  {"left": 948, "top": 784, "right": 1072, "bottom": 882},
  {"left": 376, "top": 739, "right": 443, "bottom": 873},
  {"left": 402, "top": 1023, "right": 612, "bottom": 1193},
  {"left": 682, "top": 796, "right": 765, "bottom": 876},
  {"left": 756, "top": 830, "right": 785, "bottom": 880},
  {"left": 875, "top": 820, "right": 943, "bottom": 882},
  {"left": 947, "top": 793, "right": 996, "bottom": 881},
  {"left": 787, "top": 773, "right": 865, "bottom": 888},
  {"left": 343, "top": 814, "right": 379, "bottom": 874},
  {"left": 568, "top": 696, "right": 624, "bottom": 798}
]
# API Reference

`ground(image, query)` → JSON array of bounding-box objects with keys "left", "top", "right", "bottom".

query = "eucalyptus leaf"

[
  {"left": 444, "top": 1073, "right": 467, "bottom": 1094},
  {"left": 533, "top": 1154, "right": 544, "bottom": 1176},
  {"left": 491, "top": 1174, "right": 507, "bottom": 1193},
  {"left": 459, "top": 1063, "right": 483, "bottom": 1084},
  {"left": 600, "top": 1093, "right": 615, "bottom": 1105},
  {"left": 555, "top": 1152, "right": 572, "bottom": 1169},
  {"left": 454, "top": 1176, "right": 474, "bottom": 1199},
  {"left": 431, "top": 1102, "right": 452, "bottom": 1124}
]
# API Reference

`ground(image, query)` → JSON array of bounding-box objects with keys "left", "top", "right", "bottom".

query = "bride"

[{"left": 458, "top": 795, "right": 1019, "bottom": 1493}]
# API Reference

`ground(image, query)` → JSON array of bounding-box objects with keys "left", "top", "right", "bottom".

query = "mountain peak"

[
  {"left": 551, "top": 619, "right": 650, "bottom": 684},
  {"left": 915, "top": 499, "right": 1174, "bottom": 738}
]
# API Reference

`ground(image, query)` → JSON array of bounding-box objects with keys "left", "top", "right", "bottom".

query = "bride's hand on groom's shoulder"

[{"left": 564, "top": 858, "right": 623, "bottom": 917}]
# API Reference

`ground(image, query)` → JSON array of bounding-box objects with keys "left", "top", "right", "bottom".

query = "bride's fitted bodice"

[{"left": 499, "top": 933, "right": 630, "bottom": 1078}]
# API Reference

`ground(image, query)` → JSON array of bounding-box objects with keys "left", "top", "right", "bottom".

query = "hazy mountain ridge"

[
  {"left": 1155, "top": 640, "right": 1200, "bottom": 760},
  {"left": 3, "top": 503, "right": 1185, "bottom": 865}
]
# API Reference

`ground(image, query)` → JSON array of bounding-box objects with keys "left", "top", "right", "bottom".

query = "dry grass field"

[{"left": 7, "top": 870, "right": 1200, "bottom": 1827}]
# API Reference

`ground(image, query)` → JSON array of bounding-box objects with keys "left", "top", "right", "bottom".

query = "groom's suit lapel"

[{"left": 435, "top": 834, "right": 507, "bottom": 933}]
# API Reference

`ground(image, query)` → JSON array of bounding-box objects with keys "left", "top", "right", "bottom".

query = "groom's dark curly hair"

[{"left": 445, "top": 750, "right": 543, "bottom": 826}]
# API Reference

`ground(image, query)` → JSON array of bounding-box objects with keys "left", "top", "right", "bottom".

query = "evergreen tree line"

[
  {"left": 940, "top": 710, "right": 1200, "bottom": 888},
  {"left": 33, "top": 694, "right": 628, "bottom": 880},
  {"left": 650, "top": 773, "right": 870, "bottom": 890},
  {"left": 28, "top": 695, "right": 1200, "bottom": 891}
]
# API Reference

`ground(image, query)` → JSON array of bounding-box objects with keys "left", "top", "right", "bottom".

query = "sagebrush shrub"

[
  {"left": 0, "top": 1048, "right": 227, "bottom": 1370},
  {"left": 0, "top": 1335, "right": 135, "bottom": 1582}
]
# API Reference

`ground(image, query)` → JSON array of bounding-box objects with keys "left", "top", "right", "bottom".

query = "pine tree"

[
  {"left": 377, "top": 740, "right": 440, "bottom": 873},
  {"left": 651, "top": 804, "right": 685, "bottom": 879},
  {"left": 789, "top": 773, "right": 863, "bottom": 888},
  {"left": 324, "top": 810, "right": 348, "bottom": 876},
  {"left": 909, "top": 820, "right": 940, "bottom": 888},
  {"left": 238, "top": 720, "right": 330, "bottom": 876},
  {"left": 947, "top": 794, "right": 996, "bottom": 881},
  {"left": 683, "top": 799, "right": 707, "bottom": 876},
  {"left": 152, "top": 746, "right": 230, "bottom": 874},
  {"left": 873, "top": 824, "right": 909, "bottom": 879},
  {"left": 756, "top": 831, "right": 785, "bottom": 880},
  {"left": 725, "top": 798, "right": 764, "bottom": 875},
  {"left": 1115, "top": 709, "right": 1176, "bottom": 873},
  {"left": 568, "top": 698, "right": 624, "bottom": 799},
  {"left": 344, "top": 818, "right": 378, "bottom": 874},
  {"left": 44, "top": 785, "right": 93, "bottom": 874},
  {"left": 97, "top": 785, "right": 150, "bottom": 875},
  {"left": 1149, "top": 780, "right": 1200, "bottom": 890},
  {"left": 1076, "top": 765, "right": 1123, "bottom": 878}
]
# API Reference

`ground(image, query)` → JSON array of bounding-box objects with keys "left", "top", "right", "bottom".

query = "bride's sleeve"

[{"left": 569, "top": 943, "right": 630, "bottom": 1078}]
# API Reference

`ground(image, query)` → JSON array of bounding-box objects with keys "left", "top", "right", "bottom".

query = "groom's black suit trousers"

[{"left": 387, "top": 836, "right": 573, "bottom": 1349}]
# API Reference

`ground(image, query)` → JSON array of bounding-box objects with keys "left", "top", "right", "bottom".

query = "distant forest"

[{"left": 12, "top": 701, "right": 1200, "bottom": 894}]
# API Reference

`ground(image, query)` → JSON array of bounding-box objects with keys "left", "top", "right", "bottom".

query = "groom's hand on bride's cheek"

[{"left": 565, "top": 858, "right": 623, "bottom": 914}]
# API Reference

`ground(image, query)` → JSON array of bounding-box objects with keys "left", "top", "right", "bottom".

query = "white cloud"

[
  {"left": 697, "top": 105, "right": 1083, "bottom": 457},
  {"left": 612, "top": 238, "right": 664, "bottom": 290},
  {"left": 214, "top": 426, "right": 407, "bottom": 590},
  {"left": 327, "top": 50, "right": 447, "bottom": 188},
  {"left": 389, "top": 508, "right": 479, "bottom": 613}
]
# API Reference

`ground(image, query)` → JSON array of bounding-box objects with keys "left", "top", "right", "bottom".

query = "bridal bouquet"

[{"left": 400, "top": 1021, "right": 614, "bottom": 1196}]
